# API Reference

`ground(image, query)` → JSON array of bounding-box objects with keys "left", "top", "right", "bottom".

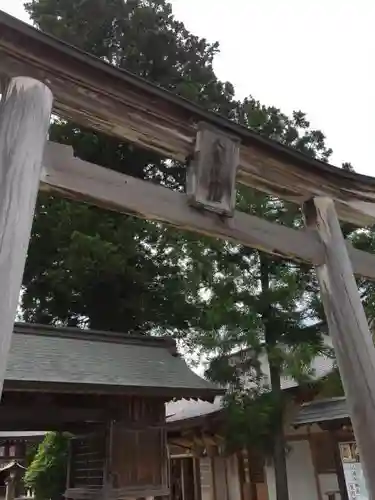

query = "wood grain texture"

[
  {"left": 187, "top": 123, "right": 239, "bottom": 216},
  {"left": 329, "top": 431, "right": 349, "bottom": 500},
  {"left": 109, "top": 421, "right": 167, "bottom": 493},
  {"left": 0, "top": 405, "right": 107, "bottom": 430},
  {"left": 211, "top": 457, "right": 229, "bottom": 500},
  {"left": 226, "top": 455, "right": 242, "bottom": 500},
  {"left": 0, "top": 76, "right": 52, "bottom": 395},
  {"left": 308, "top": 431, "right": 323, "bottom": 500},
  {"left": 41, "top": 142, "right": 375, "bottom": 280},
  {"left": 303, "top": 197, "right": 375, "bottom": 500},
  {"left": 5, "top": 473, "right": 16, "bottom": 500},
  {"left": 0, "top": 11, "right": 375, "bottom": 225}
]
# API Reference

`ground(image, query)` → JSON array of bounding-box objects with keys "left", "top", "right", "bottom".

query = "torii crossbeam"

[{"left": 1, "top": 9, "right": 375, "bottom": 499}]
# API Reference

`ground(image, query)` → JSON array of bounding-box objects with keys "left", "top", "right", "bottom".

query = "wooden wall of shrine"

[
  {"left": 168, "top": 443, "right": 268, "bottom": 500},
  {"left": 65, "top": 396, "right": 168, "bottom": 500}
]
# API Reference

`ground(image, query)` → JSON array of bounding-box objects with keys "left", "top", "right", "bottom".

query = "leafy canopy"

[
  {"left": 22, "top": 2, "right": 375, "bottom": 500},
  {"left": 24, "top": 432, "right": 69, "bottom": 500},
  {"left": 184, "top": 99, "right": 334, "bottom": 453},
  {"left": 22, "top": 0, "right": 238, "bottom": 331}
]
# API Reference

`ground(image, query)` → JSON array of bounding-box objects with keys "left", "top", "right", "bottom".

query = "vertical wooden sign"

[{"left": 187, "top": 122, "right": 240, "bottom": 217}]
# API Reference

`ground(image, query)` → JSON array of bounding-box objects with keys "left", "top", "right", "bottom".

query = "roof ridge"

[
  {"left": 13, "top": 322, "right": 178, "bottom": 354},
  {"left": 301, "top": 396, "right": 346, "bottom": 407}
]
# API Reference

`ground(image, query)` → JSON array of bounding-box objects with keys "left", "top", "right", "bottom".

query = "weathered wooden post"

[
  {"left": 303, "top": 197, "right": 375, "bottom": 500},
  {"left": 0, "top": 77, "right": 52, "bottom": 394},
  {"left": 4, "top": 471, "right": 16, "bottom": 500}
]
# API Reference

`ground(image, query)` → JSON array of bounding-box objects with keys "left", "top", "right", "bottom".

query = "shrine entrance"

[
  {"left": 1, "top": 7, "right": 375, "bottom": 499},
  {"left": 170, "top": 457, "right": 199, "bottom": 500}
]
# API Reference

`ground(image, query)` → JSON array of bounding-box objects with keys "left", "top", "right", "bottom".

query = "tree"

[
  {"left": 183, "top": 99, "right": 334, "bottom": 500},
  {"left": 22, "top": 0, "right": 238, "bottom": 331},
  {"left": 21, "top": 3, "right": 373, "bottom": 500},
  {"left": 24, "top": 432, "right": 70, "bottom": 500}
]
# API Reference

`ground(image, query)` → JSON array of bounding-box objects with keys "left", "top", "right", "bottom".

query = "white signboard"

[{"left": 339, "top": 442, "right": 368, "bottom": 500}]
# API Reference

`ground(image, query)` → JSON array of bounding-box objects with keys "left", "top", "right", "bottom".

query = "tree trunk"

[
  {"left": 268, "top": 358, "right": 289, "bottom": 500},
  {"left": 260, "top": 255, "right": 289, "bottom": 500}
]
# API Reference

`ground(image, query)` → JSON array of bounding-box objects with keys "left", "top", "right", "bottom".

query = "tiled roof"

[
  {"left": 4, "top": 323, "right": 221, "bottom": 400},
  {"left": 166, "top": 339, "right": 335, "bottom": 424},
  {"left": 293, "top": 397, "right": 349, "bottom": 426},
  {"left": 166, "top": 397, "right": 223, "bottom": 423},
  {"left": 0, "top": 431, "right": 46, "bottom": 438},
  {"left": 0, "top": 461, "right": 25, "bottom": 473}
]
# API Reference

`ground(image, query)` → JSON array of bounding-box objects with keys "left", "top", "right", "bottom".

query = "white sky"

[{"left": 2, "top": 0, "right": 374, "bottom": 175}]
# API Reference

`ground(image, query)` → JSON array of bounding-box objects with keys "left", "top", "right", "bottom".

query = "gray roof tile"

[
  {"left": 166, "top": 396, "right": 223, "bottom": 423},
  {"left": 293, "top": 397, "right": 349, "bottom": 426},
  {"left": 4, "top": 324, "right": 221, "bottom": 399}
]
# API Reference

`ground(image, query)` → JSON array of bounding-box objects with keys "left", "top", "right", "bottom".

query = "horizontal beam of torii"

[
  {"left": 41, "top": 141, "right": 375, "bottom": 279},
  {"left": 1, "top": 9, "right": 375, "bottom": 500},
  {"left": 1, "top": 10, "right": 375, "bottom": 226}
]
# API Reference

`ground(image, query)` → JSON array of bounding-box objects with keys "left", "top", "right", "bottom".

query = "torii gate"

[{"left": 1, "top": 8, "right": 375, "bottom": 498}]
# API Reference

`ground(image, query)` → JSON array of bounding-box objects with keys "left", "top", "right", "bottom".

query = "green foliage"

[
  {"left": 21, "top": 2, "right": 375, "bottom": 499},
  {"left": 190, "top": 102, "right": 333, "bottom": 471},
  {"left": 342, "top": 161, "right": 355, "bottom": 172},
  {"left": 237, "top": 100, "right": 332, "bottom": 161},
  {"left": 24, "top": 432, "right": 69, "bottom": 500},
  {"left": 223, "top": 390, "right": 281, "bottom": 454},
  {"left": 22, "top": 0, "right": 238, "bottom": 331},
  {"left": 315, "top": 367, "right": 344, "bottom": 399},
  {"left": 25, "top": 0, "right": 236, "bottom": 114},
  {"left": 25, "top": 442, "right": 39, "bottom": 468}
]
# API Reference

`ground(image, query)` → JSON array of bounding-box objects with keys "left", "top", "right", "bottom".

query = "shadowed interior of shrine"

[{"left": 0, "top": 323, "right": 221, "bottom": 500}]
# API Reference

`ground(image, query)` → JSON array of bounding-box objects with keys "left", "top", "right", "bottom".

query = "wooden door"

[{"left": 170, "top": 457, "right": 200, "bottom": 500}]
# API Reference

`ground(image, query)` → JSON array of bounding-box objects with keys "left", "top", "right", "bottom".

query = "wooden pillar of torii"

[
  {"left": 1, "top": 72, "right": 375, "bottom": 500},
  {"left": 303, "top": 198, "right": 375, "bottom": 498},
  {"left": 0, "top": 76, "right": 52, "bottom": 392}
]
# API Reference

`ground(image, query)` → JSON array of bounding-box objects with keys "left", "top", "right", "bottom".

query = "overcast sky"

[{"left": 2, "top": 0, "right": 374, "bottom": 176}]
